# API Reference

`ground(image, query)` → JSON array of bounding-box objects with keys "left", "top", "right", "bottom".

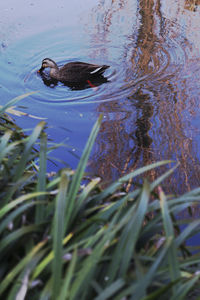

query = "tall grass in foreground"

[{"left": 0, "top": 100, "right": 200, "bottom": 299}]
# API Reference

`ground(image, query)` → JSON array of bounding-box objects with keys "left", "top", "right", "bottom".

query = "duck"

[{"left": 38, "top": 58, "right": 109, "bottom": 83}]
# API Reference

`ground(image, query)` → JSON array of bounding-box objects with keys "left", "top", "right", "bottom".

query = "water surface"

[{"left": 0, "top": 0, "right": 200, "bottom": 194}]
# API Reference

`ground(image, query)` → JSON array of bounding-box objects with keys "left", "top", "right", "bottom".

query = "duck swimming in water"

[{"left": 38, "top": 58, "right": 109, "bottom": 83}]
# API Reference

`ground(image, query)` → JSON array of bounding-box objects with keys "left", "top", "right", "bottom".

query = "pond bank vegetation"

[{"left": 0, "top": 96, "right": 200, "bottom": 299}]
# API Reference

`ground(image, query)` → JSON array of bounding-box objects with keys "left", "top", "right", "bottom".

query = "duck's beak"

[{"left": 38, "top": 66, "right": 44, "bottom": 73}]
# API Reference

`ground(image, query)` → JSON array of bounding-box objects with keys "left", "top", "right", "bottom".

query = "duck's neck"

[{"left": 49, "top": 65, "right": 59, "bottom": 79}]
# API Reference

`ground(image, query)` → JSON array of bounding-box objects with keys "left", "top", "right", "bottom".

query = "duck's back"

[{"left": 59, "top": 61, "right": 109, "bottom": 82}]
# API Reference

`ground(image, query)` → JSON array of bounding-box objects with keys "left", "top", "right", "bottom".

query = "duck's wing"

[{"left": 61, "top": 62, "right": 109, "bottom": 76}]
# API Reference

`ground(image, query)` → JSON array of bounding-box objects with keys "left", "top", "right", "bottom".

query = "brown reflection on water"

[
  {"left": 92, "top": 92, "right": 154, "bottom": 188},
  {"left": 184, "top": 0, "right": 200, "bottom": 11},
  {"left": 88, "top": 0, "right": 200, "bottom": 194},
  {"left": 132, "top": 0, "right": 158, "bottom": 76},
  {"left": 90, "top": 0, "right": 157, "bottom": 187}
]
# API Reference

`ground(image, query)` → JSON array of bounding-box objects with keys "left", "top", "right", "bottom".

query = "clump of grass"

[{"left": 0, "top": 95, "right": 200, "bottom": 299}]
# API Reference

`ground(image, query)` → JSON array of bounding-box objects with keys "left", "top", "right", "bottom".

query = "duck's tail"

[{"left": 90, "top": 65, "right": 109, "bottom": 76}]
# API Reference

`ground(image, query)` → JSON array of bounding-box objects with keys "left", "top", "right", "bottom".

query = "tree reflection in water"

[{"left": 87, "top": 0, "right": 200, "bottom": 195}]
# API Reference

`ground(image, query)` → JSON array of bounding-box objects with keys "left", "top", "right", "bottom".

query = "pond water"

[{"left": 0, "top": 0, "right": 200, "bottom": 194}]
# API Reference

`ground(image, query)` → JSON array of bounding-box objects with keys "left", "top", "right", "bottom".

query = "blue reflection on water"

[{"left": 0, "top": 0, "right": 200, "bottom": 195}]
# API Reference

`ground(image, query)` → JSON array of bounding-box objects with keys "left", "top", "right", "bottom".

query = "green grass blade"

[
  {"left": 151, "top": 163, "right": 179, "bottom": 190},
  {"left": 4, "top": 121, "right": 46, "bottom": 202},
  {"left": 64, "top": 115, "right": 102, "bottom": 232},
  {"left": 35, "top": 132, "right": 47, "bottom": 223},
  {"left": 0, "top": 192, "right": 47, "bottom": 219},
  {"left": 8, "top": 249, "right": 46, "bottom": 300},
  {"left": 32, "top": 233, "right": 73, "bottom": 280},
  {"left": 0, "top": 140, "right": 22, "bottom": 164},
  {"left": 71, "top": 177, "right": 101, "bottom": 220},
  {"left": 58, "top": 247, "right": 78, "bottom": 300},
  {"left": 52, "top": 170, "right": 69, "bottom": 300},
  {"left": 0, "top": 130, "right": 12, "bottom": 162},
  {"left": 141, "top": 281, "right": 178, "bottom": 300},
  {"left": 107, "top": 180, "right": 150, "bottom": 282},
  {"left": 94, "top": 279, "right": 124, "bottom": 300},
  {"left": 0, "top": 201, "right": 42, "bottom": 234},
  {"left": 0, "top": 92, "right": 38, "bottom": 114},
  {"left": 159, "top": 187, "right": 181, "bottom": 290},
  {"left": 176, "top": 219, "right": 200, "bottom": 247},
  {"left": 114, "top": 238, "right": 172, "bottom": 300},
  {"left": 0, "top": 225, "right": 41, "bottom": 253},
  {"left": 0, "top": 130, "right": 12, "bottom": 150},
  {"left": 170, "top": 275, "right": 200, "bottom": 300},
  {"left": 132, "top": 239, "right": 173, "bottom": 299},
  {"left": 69, "top": 225, "right": 115, "bottom": 300},
  {"left": 40, "top": 279, "right": 52, "bottom": 300},
  {"left": 120, "top": 179, "right": 151, "bottom": 276},
  {"left": 15, "top": 121, "right": 46, "bottom": 178},
  {"left": 0, "top": 239, "right": 46, "bottom": 295},
  {"left": 95, "top": 160, "right": 173, "bottom": 202}
]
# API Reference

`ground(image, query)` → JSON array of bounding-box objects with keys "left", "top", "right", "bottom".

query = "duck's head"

[{"left": 38, "top": 58, "right": 57, "bottom": 72}]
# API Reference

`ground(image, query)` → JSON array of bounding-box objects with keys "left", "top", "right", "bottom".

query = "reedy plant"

[{"left": 0, "top": 94, "right": 200, "bottom": 300}]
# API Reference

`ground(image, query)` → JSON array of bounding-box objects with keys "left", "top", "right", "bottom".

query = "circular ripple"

[
  {"left": 0, "top": 19, "right": 190, "bottom": 106},
  {"left": 0, "top": 27, "right": 131, "bottom": 106}
]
